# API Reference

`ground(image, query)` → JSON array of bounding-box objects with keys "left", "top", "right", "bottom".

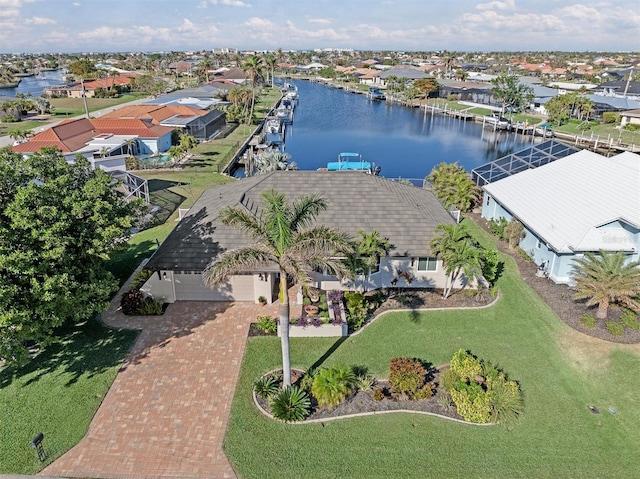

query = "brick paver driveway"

[{"left": 41, "top": 297, "right": 283, "bottom": 479}]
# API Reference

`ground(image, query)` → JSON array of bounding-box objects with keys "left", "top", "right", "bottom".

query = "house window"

[
  {"left": 486, "top": 195, "right": 491, "bottom": 206},
  {"left": 417, "top": 257, "right": 438, "bottom": 272},
  {"left": 536, "top": 239, "right": 542, "bottom": 249}
]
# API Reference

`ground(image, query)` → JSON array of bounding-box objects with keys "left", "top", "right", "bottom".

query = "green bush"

[
  {"left": 269, "top": 386, "right": 311, "bottom": 422},
  {"left": 488, "top": 217, "right": 509, "bottom": 239},
  {"left": 606, "top": 321, "right": 624, "bottom": 336},
  {"left": 345, "top": 291, "right": 368, "bottom": 330},
  {"left": 388, "top": 357, "right": 427, "bottom": 400},
  {"left": 355, "top": 374, "right": 376, "bottom": 392},
  {"left": 486, "top": 372, "right": 524, "bottom": 424},
  {"left": 256, "top": 315, "right": 277, "bottom": 334},
  {"left": 137, "top": 297, "right": 164, "bottom": 315},
  {"left": 450, "top": 349, "right": 482, "bottom": 382},
  {"left": 579, "top": 314, "right": 596, "bottom": 328},
  {"left": 311, "top": 365, "right": 355, "bottom": 409},
  {"left": 130, "top": 269, "right": 153, "bottom": 290},
  {"left": 253, "top": 375, "right": 279, "bottom": 399},
  {"left": 372, "top": 388, "right": 385, "bottom": 401},
  {"left": 450, "top": 381, "right": 491, "bottom": 423},
  {"left": 298, "top": 368, "right": 317, "bottom": 393},
  {"left": 602, "top": 112, "right": 621, "bottom": 124},
  {"left": 623, "top": 123, "right": 640, "bottom": 132},
  {"left": 439, "top": 368, "right": 461, "bottom": 393},
  {"left": 620, "top": 309, "right": 640, "bottom": 330},
  {"left": 414, "top": 382, "right": 435, "bottom": 400}
]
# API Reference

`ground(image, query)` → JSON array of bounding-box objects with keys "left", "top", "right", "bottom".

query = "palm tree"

[
  {"left": 202, "top": 190, "right": 353, "bottom": 386},
  {"left": 242, "top": 55, "right": 264, "bottom": 125},
  {"left": 572, "top": 251, "right": 640, "bottom": 320},
  {"left": 254, "top": 151, "right": 297, "bottom": 174},
  {"left": 352, "top": 230, "right": 390, "bottom": 291},
  {"left": 123, "top": 138, "right": 137, "bottom": 156},
  {"left": 263, "top": 54, "right": 277, "bottom": 87},
  {"left": 430, "top": 223, "right": 482, "bottom": 299}
]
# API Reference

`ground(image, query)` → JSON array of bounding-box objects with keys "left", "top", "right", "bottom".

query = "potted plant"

[{"left": 258, "top": 295, "right": 267, "bottom": 306}]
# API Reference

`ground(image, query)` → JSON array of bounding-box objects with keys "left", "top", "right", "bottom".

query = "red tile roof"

[{"left": 11, "top": 117, "right": 174, "bottom": 154}]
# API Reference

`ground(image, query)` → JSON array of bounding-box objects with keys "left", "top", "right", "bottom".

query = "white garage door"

[{"left": 173, "top": 272, "right": 255, "bottom": 301}]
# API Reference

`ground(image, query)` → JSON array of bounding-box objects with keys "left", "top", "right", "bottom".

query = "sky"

[{"left": 1, "top": 0, "right": 638, "bottom": 54}]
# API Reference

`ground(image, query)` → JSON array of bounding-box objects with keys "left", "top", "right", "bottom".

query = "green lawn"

[
  {"left": 224, "top": 219, "right": 640, "bottom": 479},
  {"left": 553, "top": 119, "right": 640, "bottom": 147},
  {"left": 0, "top": 320, "right": 138, "bottom": 474},
  {"left": 49, "top": 94, "right": 144, "bottom": 116}
]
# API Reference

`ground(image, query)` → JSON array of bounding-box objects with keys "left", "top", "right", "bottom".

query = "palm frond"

[{"left": 202, "top": 246, "right": 273, "bottom": 287}]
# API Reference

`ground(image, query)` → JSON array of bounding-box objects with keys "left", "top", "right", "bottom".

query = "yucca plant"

[
  {"left": 355, "top": 374, "right": 376, "bottom": 392},
  {"left": 486, "top": 374, "right": 524, "bottom": 424},
  {"left": 269, "top": 386, "right": 311, "bottom": 422},
  {"left": 253, "top": 375, "right": 280, "bottom": 399},
  {"left": 311, "top": 365, "right": 355, "bottom": 409}
]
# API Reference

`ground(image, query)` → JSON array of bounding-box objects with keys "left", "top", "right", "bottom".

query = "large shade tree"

[
  {"left": 0, "top": 147, "right": 143, "bottom": 364},
  {"left": 202, "top": 190, "right": 353, "bottom": 386},
  {"left": 491, "top": 74, "right": 534, "bottom": 117},
  {"left": 572, "top": 251, "right": 640, "bottom": 320}
]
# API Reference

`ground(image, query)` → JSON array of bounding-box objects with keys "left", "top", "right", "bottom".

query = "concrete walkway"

[{"left": 41, "top": 285, "right": 297, "bottom": 479}]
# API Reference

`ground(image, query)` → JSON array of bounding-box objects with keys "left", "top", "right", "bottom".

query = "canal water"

[
  {"left": 0, "top": 69, "right": 66, "bottom": 98},
  {"left": 282, "top": 80, "right": 541, "bottom": 180}
]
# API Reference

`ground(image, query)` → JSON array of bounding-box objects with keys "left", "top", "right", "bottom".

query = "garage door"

[{"left": 173, "top": 272, "right": 255, "bottom": 301}]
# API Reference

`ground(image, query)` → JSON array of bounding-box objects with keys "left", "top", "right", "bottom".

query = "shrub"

[
  {"left": 437, "top": 395, "right": 454, "bottom": 411},
  {"left": 504, "top": 219, "right": 525, "bottom": 249},
  {"left": 302, "top": 297, "right": 311, "bottom": 305},
  {"left": 439, "top": 368, "right": 461, "bottom": 393},
  {"left": 414, "top": 382, "right": 435, "bottom": 400},
  {"left": 450, "top": 349, "right": 482, "bottom": 382},
  {"left": 606, "top": 321, "right": 624, "bottom": 336},
  {"left": 450, "top": 381, "right": 492, "bottom": 423},
  {"left": 130, "top": 269, "right": 154, "bottom": 290},
  {"left": 253, "top": 375, "right": 279, "bottom": 399},
  {"left": 372, "top": 388, "right": 385, "bottom": 401},
  {"left": 388, "top": 357, "right": 427, "bottom": 400},
  {"left": 298, "top": 368, "right": 317, "bottom": 393},
  {"left": 269, "top": 386, "right": 311, "bottom": 422},
  {"left": 120, "top": 289, "right": 144, "bottom": 315},
  {"left": 515, "top": 246, "right": 533, "bottom": 262},
  {"left": 579, "top": 314, "right": 596, "bottom": 328},
  {"left": 256, "top": 315, "right": 277, "bottom": 334},
  {"left": 602, "top": 112, "right": 620, "bottom": 124},
  {"left": 488, "top": 217, "right": 509, "bottom": 239},
  {"left": 355, "top": 374, "right": 376, "bottom": 392},
  {"left": 137, "top": 297, "right": 164, "bottom": 315},
  {"left": 486, "top": 374, "right": 524, "bottom": 424},
  {"left": 311, "top": 365, "right": 355, "bottom": 409},
  {"left": 620, "top": 309, "right": 640, "bottom": 330}
]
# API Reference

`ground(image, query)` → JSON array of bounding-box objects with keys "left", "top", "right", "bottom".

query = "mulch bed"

[
  {"left": 255, "top": 368, "right": 467, "bottom": 423},
  {"left": 469, "top": 213, "right": 640, "bottom": 344}
]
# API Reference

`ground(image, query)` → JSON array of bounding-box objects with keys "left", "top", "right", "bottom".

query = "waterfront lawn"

[
  {"left": 0, "top": 120, "right": 50, "bottom": 136},
  {"left": 224, "top": 221, "right": 640, "bottom": 479},
  {"left": 554, "top": 119, "right": 639, "bottom": 146},
  {"left": 0, "top": 319, "right": 138, "bottom": 475}
]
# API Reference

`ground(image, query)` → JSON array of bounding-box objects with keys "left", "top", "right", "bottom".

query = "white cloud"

[
  {"left": 476, "top": 0, "right": 515, "bottom": 11},
  {"left": 308, "top": 18, "right": 331, "bottom": 24},
  {"left": 0, "top": 7, "right": 19, "bottom": 17},
  {"left": 25, "top": 16, "right": 55, "bottom": 25},
  {"left": 73, "top": 2, "right": 80, "bottom": 6},
  {"left": 209, "top": 0, "right": 250, "bottom": 6}
]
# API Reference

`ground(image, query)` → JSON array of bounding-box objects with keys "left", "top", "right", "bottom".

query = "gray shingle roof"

[{"left": 146, "top": 171, "right": 455, "bottom": 271}]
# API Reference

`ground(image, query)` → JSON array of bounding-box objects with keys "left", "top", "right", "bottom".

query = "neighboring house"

[
  {"left": 11, "top": 118, "right": 174, "bottom": 171},
  {"left": 372, "top": 67, "right": 431, "bottom": 87},
  {"left": 43, "top": 74, "right": 137, "bottom": 98},
  {"left": 141, "top": 171, "right": 457, "bottom": 304},
  {"left": 100, "top": 104, "right": 226, "bottom": 140},
  {"left": 620, "top": 109, "right": 640, "bottom": 127},
  {"left": 481, "top": 150, "right": 640, "bottom": 285}
]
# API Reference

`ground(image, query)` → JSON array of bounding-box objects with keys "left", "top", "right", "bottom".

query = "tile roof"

[
  {"left": 12, "top": 118, "right": 174, "bottom": 154},
  {"left": 146, "top": 171, "right": 455, "bottom": 271},
  {"left": 483, "top": 151, "right": 640, "bottom": 253},
  {"left": 101, "top": 105, "right": 207, "bottom": 123}
]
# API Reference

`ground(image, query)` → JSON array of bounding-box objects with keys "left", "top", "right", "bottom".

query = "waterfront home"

[
  {"left": 12, "top": 117, "right": 174, "bottom": 159},
  {"left": 620, "top": 108, "right": 640, "bottom": 127},
  {"left": 481, "top": 150, "right": 640, "bottom": 284},
  {"left": 43, "top": 74, "right": 137, "bottom": 98},
  {"left": 141, "top": 171, "right": 457, "bottom": 304},
  {"left": 100, "top": 104, "right": 226, "bottom": 141}
]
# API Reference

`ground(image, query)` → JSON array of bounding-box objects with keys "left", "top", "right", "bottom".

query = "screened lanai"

[{"left": 471, "top": 140, "right": 579, "bottom": 186}]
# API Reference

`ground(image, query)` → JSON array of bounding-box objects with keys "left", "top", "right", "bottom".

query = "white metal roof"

[{"left": 483, "top": 150, "right": 640, "bottom": 253}]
